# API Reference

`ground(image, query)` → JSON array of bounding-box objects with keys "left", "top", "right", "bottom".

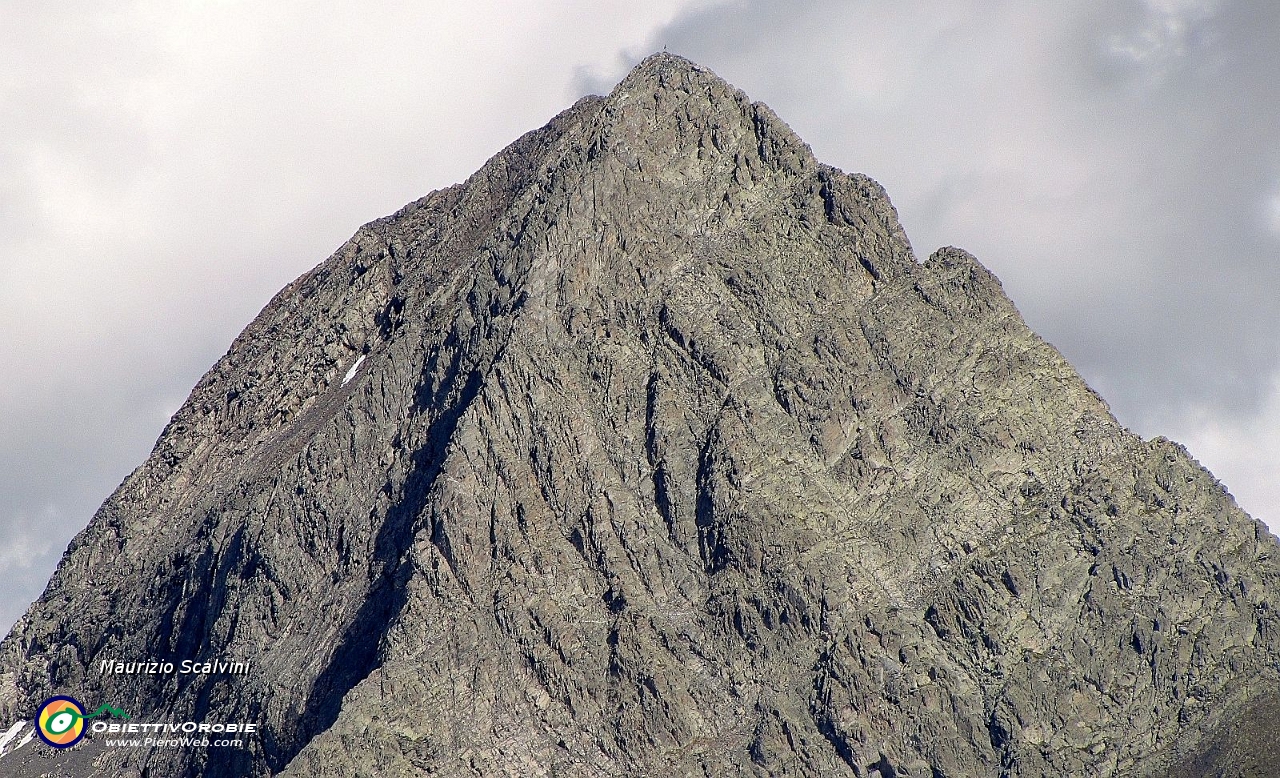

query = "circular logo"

[{"left": 35, "top": 696, "right": 86, "bottom": 748}]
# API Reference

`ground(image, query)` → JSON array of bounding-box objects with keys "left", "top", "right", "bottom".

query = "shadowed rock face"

[{"left": 2, "top": 53, "right": 1278, "bottom": 777}]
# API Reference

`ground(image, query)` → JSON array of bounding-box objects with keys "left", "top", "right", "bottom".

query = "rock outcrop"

[{"left": 1, "top": 53, "right": 1278, "bottom": 777}]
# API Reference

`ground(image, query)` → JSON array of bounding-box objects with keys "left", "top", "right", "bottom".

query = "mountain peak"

[
  {"left": 626, "top": 50, "right": 708, "bottom": 80},
  {"left": 593, "top": 51, "right": 814, "bottom": 177},
  {"left": 612, "top": 51, "right": 735, "bottom": 101},
  {"left": 2, "top": 54, "right": 1278, "bottom": 778}
]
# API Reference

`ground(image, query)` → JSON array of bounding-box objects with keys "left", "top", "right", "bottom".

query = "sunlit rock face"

[{"left": 1, "top": 53, "right": 1278, "bottom": 778}]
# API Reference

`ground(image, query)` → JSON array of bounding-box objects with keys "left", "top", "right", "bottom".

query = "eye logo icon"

[
  {"left": 34, "top": 696, "right": 129, "bottom": 748},
  {"left": 36, "top": 696, "right": 86, "bottom": 748}
]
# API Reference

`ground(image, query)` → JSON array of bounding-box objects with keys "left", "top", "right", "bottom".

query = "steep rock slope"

[{"left": 2, "top": 54, "right": 1278, "bottom": 778}]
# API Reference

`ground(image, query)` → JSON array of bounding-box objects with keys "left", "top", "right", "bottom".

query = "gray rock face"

[{"left": 2, "top": 53, "right": 1278, "bottom": 777}]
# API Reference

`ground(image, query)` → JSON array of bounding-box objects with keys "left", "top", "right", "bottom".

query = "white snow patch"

[
  {"left": 12, "top": 726, "right": 32, "bottom": 752},
  {"left": 342, "top": 354, "right": 366, "bottom": 386},
  {"left": 0, "top": 720, "right": 29, "bottom": 756}
]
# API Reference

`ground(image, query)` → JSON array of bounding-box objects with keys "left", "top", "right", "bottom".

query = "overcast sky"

[{"left": 2, "top": 0, "right": 1276, "bottom": 636}]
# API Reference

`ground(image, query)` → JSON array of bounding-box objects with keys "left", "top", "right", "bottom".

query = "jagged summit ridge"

[{"left": 1, "top": 54, "right": 1278, "bottom": 778}]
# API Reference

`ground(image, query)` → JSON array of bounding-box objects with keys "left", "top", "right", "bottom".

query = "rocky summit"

[{"left": 2, "top": 53, "right": 1279, "bottom": 777}]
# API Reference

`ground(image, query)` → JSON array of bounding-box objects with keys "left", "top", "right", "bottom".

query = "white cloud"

[
  {"left": 1108, "top": 0, "right": 1222, "bottom": 73},
  {"left": 0, "top": 507, "right": 58, "bottom": 572},
  {"left": 1158, "top": 372, "right": 1280, "bottom": 533},
  {"left": 1267, "top": 189, "right": 1280, "bottom": 236},
  {"left": 0, "top": 506, "right": 63, "bottom": 636}
]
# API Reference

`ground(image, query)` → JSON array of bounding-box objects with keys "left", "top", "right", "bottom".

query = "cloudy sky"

[{"left": 2, "top": 0, "right": 1276, "bottom": 636}]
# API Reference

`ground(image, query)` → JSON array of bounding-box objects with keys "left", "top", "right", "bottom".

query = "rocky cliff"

[{"left": 1, "top": 53, "right": 1278, "bottom": 777}]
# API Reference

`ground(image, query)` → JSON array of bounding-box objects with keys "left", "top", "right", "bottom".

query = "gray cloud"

[
  {"left": 2, "top": 1, "right": 1276, "bottom": 635},
  {"left": 630, "top": 0, "right": 1279, "bottom": 525}
]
